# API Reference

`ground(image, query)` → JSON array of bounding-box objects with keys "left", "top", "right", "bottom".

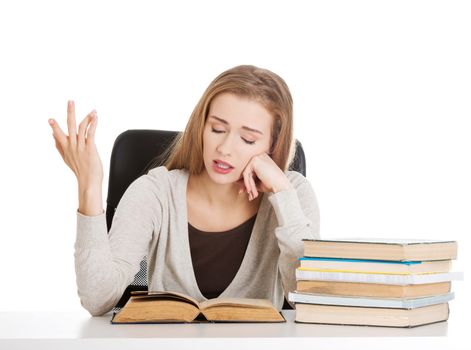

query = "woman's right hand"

[{"left": 48, "top": 100, "right": 104, "bottom": 190}]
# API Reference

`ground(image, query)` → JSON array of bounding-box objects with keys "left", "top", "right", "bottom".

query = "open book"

[{"left": 111, "top": 291, "right": 286, "bottom": 324}]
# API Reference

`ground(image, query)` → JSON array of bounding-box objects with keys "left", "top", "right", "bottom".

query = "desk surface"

[{"left": 0, "top": 309, "right": 467, "bottom": 350}]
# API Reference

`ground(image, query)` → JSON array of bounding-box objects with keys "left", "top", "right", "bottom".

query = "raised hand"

[{"left": 48, "top": 100, "right": 104, "bottom": 215}]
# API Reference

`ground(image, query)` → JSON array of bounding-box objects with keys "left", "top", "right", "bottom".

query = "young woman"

[{"left": 48, "top": 65, "right": 320, "bottom": 316}]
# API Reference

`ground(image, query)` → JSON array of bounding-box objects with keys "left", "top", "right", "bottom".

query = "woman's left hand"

[{"left": 236, "top": 153, "right": 293, "bottom": 201}]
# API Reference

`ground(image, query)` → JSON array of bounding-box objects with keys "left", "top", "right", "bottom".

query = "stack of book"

[{"left": 289, "top": 238, "right": 461, "bottom": 327}]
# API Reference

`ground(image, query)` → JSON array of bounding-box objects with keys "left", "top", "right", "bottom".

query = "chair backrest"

[{"left": 106, "top": 129, "right": 307, "bottom": 309}]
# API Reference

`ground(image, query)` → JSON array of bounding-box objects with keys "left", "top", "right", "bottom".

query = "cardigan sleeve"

[
  {"left": 267, "top": 171, "right": 320, "bottom": 305},
  {"left": 74, "top": 168, "right": 165, "bottom": 316}
]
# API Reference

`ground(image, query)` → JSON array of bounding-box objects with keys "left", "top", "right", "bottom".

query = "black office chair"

[{"left": 106, "top": 129, "right": 307, "bottom": 311}]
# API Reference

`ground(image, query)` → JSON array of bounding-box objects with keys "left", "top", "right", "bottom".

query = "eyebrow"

[{"left": 208, "top": 116, "right": 264, "bottom": 135}]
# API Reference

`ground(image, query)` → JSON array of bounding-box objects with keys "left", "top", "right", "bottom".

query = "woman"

[{"left": 48, "top": 65, "right": 320, "bottom": 316}]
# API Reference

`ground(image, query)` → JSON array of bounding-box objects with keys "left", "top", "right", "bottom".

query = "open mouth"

[
  {"left": 212, "top": 160, "right": 234, "bottom": 174},
  {"left": 213, "top": 160, "right": 234, "bottom": 170}
]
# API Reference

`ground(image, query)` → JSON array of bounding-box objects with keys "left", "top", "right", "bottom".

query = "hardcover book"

[
  {"left": 288, "top": 291, "right": 454, "bottom": 309},
  {"left": 296, "top": 280, "right": 451, "bottom": 298},
  {"left": 299, "top": 257, "right": 452, "bottom": 274},
  {"left": 302, "top": 238, "right": 457, "bottom": 261},
  {"left": 295, "top": 269, "right": 463, "bottom": 285},
  {"left": 294, "top": 303, "right": 449, "bottom": 327}
]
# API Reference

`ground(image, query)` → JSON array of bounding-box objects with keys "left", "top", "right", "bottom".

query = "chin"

[{"left": 207, "top": 171, "right": 238, "bottom": 185}]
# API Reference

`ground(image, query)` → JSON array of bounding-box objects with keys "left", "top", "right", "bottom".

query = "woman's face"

[{"left": 202, "top": 92, "right": 273, "bottom": 185}]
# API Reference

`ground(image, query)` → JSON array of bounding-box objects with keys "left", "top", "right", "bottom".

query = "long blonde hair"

[{"left": 154, "top": 65, "right": 295, "bottom": 175}]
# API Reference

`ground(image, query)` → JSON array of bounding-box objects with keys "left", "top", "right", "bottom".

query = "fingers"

[
  {"left": 239, "top": 154, "right": 271, "bottom": 200},
  {"left": 249, "top": 174, "right": 258, "bottom": 199},
  {"left": 67, "top": 100, "right": 77, "bottom": 146},
  {"left": 49, "top": 101, "right": 98, "bottom": 158},
  {"left": 243, "top": 171, "right": 252, "bottom": 200},
  {"left": 236, "top": 178, "right": 246, "bottom": 194},
  {"left": 78, "top": 110, "right": 97, "bottom": 148},
  {"left": 48, "top": 118, "right": 67, "bottom": 149},
  {"left": 243, "top": 171, "right": 259, "bottom": 201},
  {"left": 86, "top": 111, "right": 98, "bottom": 142}
]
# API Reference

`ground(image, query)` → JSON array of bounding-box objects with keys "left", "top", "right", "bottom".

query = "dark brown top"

[{"left": 188, "top": 214, "right": 257, "bottom": 300}]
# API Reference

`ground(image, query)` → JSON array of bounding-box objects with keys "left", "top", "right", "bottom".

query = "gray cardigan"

[{"left": 75, "top": 166, "right": 320, "bottom": 316}]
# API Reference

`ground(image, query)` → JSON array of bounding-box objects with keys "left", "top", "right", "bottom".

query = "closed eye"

[{"left": 211, "top": 128, "right": 256, "bottom": 145}]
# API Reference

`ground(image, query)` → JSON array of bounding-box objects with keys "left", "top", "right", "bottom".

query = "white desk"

[{"left": 0, "top": 309, "right": 466, "bottom": 350}]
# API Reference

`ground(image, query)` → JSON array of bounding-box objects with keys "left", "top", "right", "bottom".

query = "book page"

[
  {"left": 131, "top": 290, "right": 200, "bottom": 308},
  {"left": 200, "top": 297, "right": 275, "bottom": 310}
]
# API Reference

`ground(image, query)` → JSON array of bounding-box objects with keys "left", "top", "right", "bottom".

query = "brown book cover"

[
  {"left": 302, "top": 238, "right": 457, "bottom": 261},
  {"left": 111, "top": 291, "right": 286, "bottom": 324}
]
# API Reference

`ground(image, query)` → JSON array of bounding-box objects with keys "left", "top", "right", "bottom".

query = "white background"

[{"left": 0, "top": 0, "right": 469, "bottom": 324}]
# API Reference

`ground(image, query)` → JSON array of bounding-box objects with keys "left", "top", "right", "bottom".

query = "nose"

[{"left": 216, "top": 133, "right": 235, "bottom": 156}]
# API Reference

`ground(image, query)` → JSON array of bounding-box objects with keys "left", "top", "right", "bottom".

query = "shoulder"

[
  {"left": 146, "top": 165, "right": 172, "bottom": 181},
  {"left": 128, "top": 166, "right": 188, "bottom": 195},
  {"left": 146, "top": 165, "right": 188, "bottom": 185}
]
